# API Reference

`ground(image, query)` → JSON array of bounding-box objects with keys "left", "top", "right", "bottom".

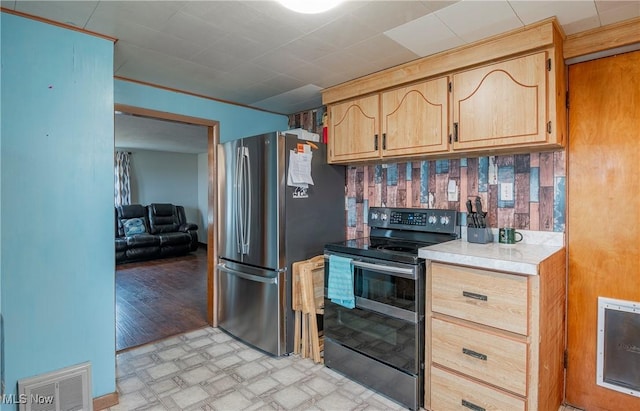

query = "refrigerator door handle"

[
  {"left": 217, "top": 263, "right": 277, "bottom": 284},
  {"left": 235, "top": 146, "right": 244, "bottom": 254},
  {"left": 242, "top": 147, "right": 253, "bottom": 254}
]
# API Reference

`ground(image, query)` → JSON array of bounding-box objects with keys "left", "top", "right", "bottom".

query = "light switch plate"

[{"left": 500, "top": 182, "right": 514, "bottom": 201}]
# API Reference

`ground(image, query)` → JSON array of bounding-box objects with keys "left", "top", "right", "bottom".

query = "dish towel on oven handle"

[{"left": 327, "top": 255, "right": 355, "bottom": 309}]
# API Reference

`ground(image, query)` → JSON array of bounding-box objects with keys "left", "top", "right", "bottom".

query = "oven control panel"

[
  {"left": 389, "top": 211, "right": 427, "bottom": 225},
  {"left": 369, "top": 207, "right": 458, "bottom": 234}
]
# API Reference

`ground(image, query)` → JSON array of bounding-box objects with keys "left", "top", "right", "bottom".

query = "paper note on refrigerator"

[{"left": 287, "top": 150, "right": 314, "bottom": 187}]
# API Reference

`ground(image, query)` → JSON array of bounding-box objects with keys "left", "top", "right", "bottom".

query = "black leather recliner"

[{"left": 115, "top": 203, "right": 199, "bottom": 264}]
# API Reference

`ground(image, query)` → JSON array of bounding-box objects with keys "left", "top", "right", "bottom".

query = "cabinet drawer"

[
  {"left": 431, "top": 318, "right": 527, "bottom": 396},
  {"left": 431, "top": 366, "right": 526, "bottom": 411},
  {"left": 431, "top": 263, "right": 528, "bottom": 334}
]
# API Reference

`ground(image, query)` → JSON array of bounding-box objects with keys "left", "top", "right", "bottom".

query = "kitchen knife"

[
  {"left": 466, "top": 199, "right": 476, "bottom": 227},
  {"left": 475, "top": 197, "right": 486, "bottom": 228}
]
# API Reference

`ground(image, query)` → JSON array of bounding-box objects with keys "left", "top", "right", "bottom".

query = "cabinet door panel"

[
  {"left": 328, "top": 95, "right": 379, "bottom": 163},
  {"left": 453, "top": 52, "right": 547, "bottom": 150},
  {"left": 381, "top": 77, "right": 449, "bottom": 157}
]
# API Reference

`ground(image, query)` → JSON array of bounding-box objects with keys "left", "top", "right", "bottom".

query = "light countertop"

[{"left": 419, "top": 233, "right": 564, "bottom": 276}]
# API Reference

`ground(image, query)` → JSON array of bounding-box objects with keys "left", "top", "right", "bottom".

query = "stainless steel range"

[{"left": 324, "top": 207, "right": 459, "bottom": 410}]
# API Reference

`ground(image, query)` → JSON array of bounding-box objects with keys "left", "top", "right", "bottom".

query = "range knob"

[
  {"left": 381, "top": 213, "right": 388, "bottom": 221},
  {"left": 428, "top": 215, "right": 437, "bottom": 224},
  {"left": 371, "top": 212, "right": 378, "bottom": 220},
  {"left": 440, "top": 216, "right": 450, "bottom": 225}
]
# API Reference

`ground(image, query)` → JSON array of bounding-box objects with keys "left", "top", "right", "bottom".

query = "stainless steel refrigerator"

[{"left": 217, "top": 132, "right": 345, "bottom": 356}]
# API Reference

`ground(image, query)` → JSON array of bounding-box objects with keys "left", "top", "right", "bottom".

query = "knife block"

[{"left": 467, "top": 227, "right": 493, "bottom": 244}]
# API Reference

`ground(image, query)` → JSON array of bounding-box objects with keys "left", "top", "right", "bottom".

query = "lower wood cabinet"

[{"left": 425, "top": 253, "right": 566, "bottom": 411}]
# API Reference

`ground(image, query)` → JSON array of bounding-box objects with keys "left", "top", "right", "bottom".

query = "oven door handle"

[
  {"left": 355, "top": 297, "right": 421, "bottom": 323},
  {"left": 351, "top": 260, "right": 417, "bottom": 279}
]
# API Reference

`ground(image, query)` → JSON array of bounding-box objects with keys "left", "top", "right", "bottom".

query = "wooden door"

[
  {"left": 452, "top": 52, "right": 548, "bottom": 150},
  {"left": 566, "top": 50, "right": 640, "bottom": 409},
  {"left": 328, "top": 94, "right": 379, "bottom": 163},
  {"left": 381, "top": 77, "right": 449, "bottom": 158}
]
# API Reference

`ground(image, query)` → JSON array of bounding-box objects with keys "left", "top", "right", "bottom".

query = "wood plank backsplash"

[{"left": 289, "top": 110, "right": 566, "bottom": 240}]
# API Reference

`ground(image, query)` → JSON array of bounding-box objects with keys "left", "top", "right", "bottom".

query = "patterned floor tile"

[{"left": 109, "top": 327, "right": 413, "bottom": 411}]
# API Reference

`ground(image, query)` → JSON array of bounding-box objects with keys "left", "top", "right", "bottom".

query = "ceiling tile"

[
  {"left": 257, "top": 74, "right": 307, "bottom": 92},
  {"left": 420, "top": 0, "right": 461, "bottom": 13},
  {"left": 285, "top": 63, "right": 345, "bottom": 88},
  {"left": 236, "top": 82, "right": 283, "bottom": 103},
  {"left": 161, "top": 11, "right": 228, "bottom": 49},
  {"left": 509, "top": 0, "right": 599, "bottom": 26},
  {"left": 251, "top": 48, "right": 310, "bottom": 73},
  {"left": 189, "top": 46, "right": 247, "bottom": 72},
  {"left": 342, "top": 34, "right": 421, "bottom": 77},
  {"left": 218, "top": 62, "right": 280, "bottom": 85},
  {"left": 561, "top": 15, "right": 602, "bottom": 35},
  {"left": 435, "top": 0, "right": 523, "bottom": 43},
  {"left": 87, "top": 15, "right": 160, "bottom": 47},
  {"left": 14, "top": 0, "right": 97, "bottom": 28},
  {"left": 252, "top": 84, "right": 324, "bottom": 113},
  {"left": 346, "top": 34, "right": 419, "bottom": 64},
  {"left": 311, "top": 49, "right": 373, "bottom": 80},
  {"left": 350, "top": 1, "right": 432, "bottom": 32},
  {"left": 281, "top": 35, "right": 340, "bottom": 63},
  {"left": 146, "top": 31, "right": 209, "bottom": 62},
  {"left": 114, "top": 42, "right": 190, "bottom": 81},
  {"left": 0, "top": 1, "right": 16, "bottom": 10},
  {"left": 596, "top": 1, "right": 640, "bottom": 26},
  {"left": 200, "top": 34, "right": 266, "bottom": 61},
  {"left": 309, "top": 13, "right": 380, "bottom": 50},
  {"left": 87, "top": 1, "right": 183, "bottom": 33},
  {"left": 384, "top": 13, "right": 465, "bottom": 57}
]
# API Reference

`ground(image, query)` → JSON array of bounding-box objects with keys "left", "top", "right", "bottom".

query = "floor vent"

[
  {"left": 17, "top": 362, "right": 92, "bottom": 411},
  {"left": 597, "top": 297, "right": 640, "bottom": 397}
]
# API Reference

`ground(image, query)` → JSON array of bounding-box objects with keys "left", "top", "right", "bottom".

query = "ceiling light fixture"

[{"left": 277, "top": 0, "right": 343, "bottom": 14}]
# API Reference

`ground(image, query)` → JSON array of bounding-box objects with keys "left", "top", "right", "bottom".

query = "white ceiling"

[{"left": 3, "top": 0, "right": 639, "bottom": 153}]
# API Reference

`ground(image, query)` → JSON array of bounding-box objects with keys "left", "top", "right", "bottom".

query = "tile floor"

[{"left": 109, "top": 326, "right": 407, "bottom": 411}]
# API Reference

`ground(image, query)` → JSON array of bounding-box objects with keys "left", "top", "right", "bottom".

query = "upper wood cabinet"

[
  {"left": 381, "top": 77, "right": 449, "bottom": 159},
  {"left": 451, "top": 52, "right": 553, "bottom": 151},
  {"left": 328, "top": 94, "right": 379, "bottom": 163},
  {"left": 322, "top": 19, "right": 566, "bottom": 164},
  {"left": 328, "top": 77, "right": 449, "bottom": 163}
]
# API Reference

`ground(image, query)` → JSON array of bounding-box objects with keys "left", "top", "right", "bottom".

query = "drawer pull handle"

[
  {"left": 463, "top": 291, "right": 487, "bottom": 301},
  {"left": 462, "top": 399, "right": 486, "bottom": 411},
  {"left": 463, "top": 347, "right": 487, "bottom": 361}
]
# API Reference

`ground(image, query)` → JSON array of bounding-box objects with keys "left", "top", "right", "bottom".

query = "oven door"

[{"left": 324, "top": 253, "right": 424, "bottom": 374}]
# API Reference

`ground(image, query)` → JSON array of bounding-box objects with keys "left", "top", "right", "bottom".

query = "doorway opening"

[{"left": 114, "top": 103, "right": 219, "bottom": 352}]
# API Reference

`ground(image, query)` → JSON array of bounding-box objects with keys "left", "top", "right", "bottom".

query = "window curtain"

[{"left": 115, "top": 151, "right": 131, "bottom": 207}]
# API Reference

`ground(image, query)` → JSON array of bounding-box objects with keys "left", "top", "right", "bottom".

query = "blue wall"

[
  {"left": 0, "top": 8, "right": 3, "bottom": 398},
  {"left": 1, "top": 10, "right": 290, "bottom": 408},
  {"left": 115, "top": 80, "right": 289, "bottom": 142},
  {"left": 1, "top": 13, "right": 115, "bottom": 405}
]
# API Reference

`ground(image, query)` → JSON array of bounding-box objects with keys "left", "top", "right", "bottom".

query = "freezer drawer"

[{"left": 217, "top": 262, "right": 284, "bottom": 355}]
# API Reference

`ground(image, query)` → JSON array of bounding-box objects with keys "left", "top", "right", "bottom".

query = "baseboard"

[{"left": 94, "top": 392, "right": 118, "bottom": 410}]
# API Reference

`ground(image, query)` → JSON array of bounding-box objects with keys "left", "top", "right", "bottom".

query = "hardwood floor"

[{"left": 115, "top": 247, "right": 208, "bottom": 352}]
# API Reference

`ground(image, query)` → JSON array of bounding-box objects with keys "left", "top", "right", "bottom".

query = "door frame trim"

[{"left": 114, "top": 103, "right": 220, "bottom": 326}]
